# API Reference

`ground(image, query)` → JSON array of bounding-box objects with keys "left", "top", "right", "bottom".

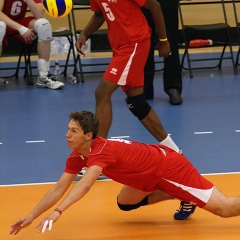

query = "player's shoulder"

[{"left": 90, "top": 137, "right": 108, "bottom": 156}]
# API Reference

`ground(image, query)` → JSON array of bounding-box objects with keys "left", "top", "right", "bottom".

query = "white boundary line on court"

[
  {"left": 1, "top": 172, "right": 240, "bottom": 188},
  {"left": 110, "top": 136, "right": 130, "bottom": 139},
  {"left": 26, "top": 140, "right": 45, "bottom": 143},
  {"left": 194, "top": 132, "right": 213, "bottom": 134},
  {"left": 0, "top": 178, "right": 112, "bottom": 187}
]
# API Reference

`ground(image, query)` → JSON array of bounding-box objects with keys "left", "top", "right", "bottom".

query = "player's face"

[{"left": 66, "top": 120, "right": 87, "bottom": 150}]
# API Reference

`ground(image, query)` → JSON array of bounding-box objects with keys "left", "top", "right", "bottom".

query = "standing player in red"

[
  {"left": 75, "top": 1, "right": 179, "bottom": 161},
  {"left": 75, "top": 0, "right": 195, "bottom": 218},
  {"left": 10, "top": 111, "right": 240, "bottom": 235},
  {"left": 0, "top": 0, "right": 64, "bottom": 89}
]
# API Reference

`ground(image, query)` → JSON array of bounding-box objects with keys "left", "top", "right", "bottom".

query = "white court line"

[
  {"left": 0, "top": 142, "right": 2, "bottom": 144},
  {"left": 26, "top": 140, "right": 45, "bottom": 143},
  {"left": 1, "top": 172, "right": 240, "bottom": 187},
  {"left": 110, "top": 136, "right": 130, "bottom": 139},
  {"left": 236, "top": 130, "right": 240, "bottom": 132},
  {"left": 194, "top": 132, "right": 213, "bottom": 134},
  {"left": 0, "top": 178, "right": 112, "bottom": 187}
]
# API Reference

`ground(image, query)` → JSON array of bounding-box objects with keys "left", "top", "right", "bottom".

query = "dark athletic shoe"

[{"left": 174, "top": 201, "right": 196, "bottom": 220}]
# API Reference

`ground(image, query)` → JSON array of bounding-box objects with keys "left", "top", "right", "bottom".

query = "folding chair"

[
  {"left": 179, "top": 0, "right": 236, "bottom": 78},
  {"left": 1, "top": 14, "right": 78, "bottom": 84},
  {"left": 0, "top": 36, "right": 38, "bottom": 85},
  {"left": 51, "top": 13, "right": 79, "bottom": 82},
  {"left": 232, "top": 0, "right": 240, "bottom": 67},
  {"left": 71, "top": 0, "right": 110, "bottom": 82},
  {"left": 23, "top": 14, "right": 79, "bottom": 84}
]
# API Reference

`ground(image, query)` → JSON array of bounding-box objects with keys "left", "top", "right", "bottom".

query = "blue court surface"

[{"left": 0, "top": 54, "right": 240, "bottom": 186}]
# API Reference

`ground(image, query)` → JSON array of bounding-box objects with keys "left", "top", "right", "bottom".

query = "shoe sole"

[
  {"left": 36, "top": 83, "right": 64, "bottom": 90},
  {"left": 175, "top": 212, "right": 194, "bottom": 221},
  {"left": 170, "top": 100, "right": 183, "bottom": 105}
]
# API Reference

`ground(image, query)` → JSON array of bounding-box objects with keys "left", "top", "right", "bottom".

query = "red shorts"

[
  {"left": 157, "top": 147, "right": 214, "bottom": 208},
  {"left": 103, "top": 39, "right": 150, "bottom": 92},
  {"left": 3, "top": 16, "right": 35, "bottom": 46}
]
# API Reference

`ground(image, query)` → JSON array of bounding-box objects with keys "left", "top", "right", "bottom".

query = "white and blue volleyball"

[{"left": 42, "top": 0, "right": 73, "bottom": 18}]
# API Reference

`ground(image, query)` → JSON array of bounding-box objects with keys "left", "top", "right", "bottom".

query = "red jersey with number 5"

[
  {"left": 90, "top": 0, "right": 151, "bottom": 52},
  {"left": 2, "top": 0, "right": 41, "bottom": 20}
]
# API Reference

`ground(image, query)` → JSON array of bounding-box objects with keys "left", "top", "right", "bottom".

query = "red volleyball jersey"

[
  {"left": 65, "top": 137, "right": 166, "bottom": 192},
  {"left": 2, "top": 0, "right": 42, "bottom": 20},
  {"left": 64, "top": 137, "right": 214, "bottom": 207},
  {"left": 89, "top": 0, "right": 151, "bottom": 52}
]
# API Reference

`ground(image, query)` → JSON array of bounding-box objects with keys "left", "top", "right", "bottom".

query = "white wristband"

[{"left": 18, "top": 26, "right": 28, "bottom": 35}]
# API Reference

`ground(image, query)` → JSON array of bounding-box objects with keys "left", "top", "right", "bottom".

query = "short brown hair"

[{"left": 69, "top": 111, "right": 99, "bottom": 139}]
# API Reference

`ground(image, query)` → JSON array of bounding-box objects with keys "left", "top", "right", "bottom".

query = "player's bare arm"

[
  {"left": 0, "top": 0, "right": 3, "bottom": 11},
  {"left": 0, "top": 0, "right": 35, "bottom": 41},
  {"left": 57, "top": 165, "right": 103, "bottom": 212},
  {"left": 0, "top": 6, "right": 24, "bottom": 31},
  {"left": 10, "top": 172, "right": 76, "bottom": 235},
  {"left": 76, "top": 11, "right": 105, "bottom": 55},
  {"left": 34, "top": 165, "right": 103, "bottom": 233},
  {"left": 142, "top": 0, "right": 170, "bottom": 58},
  {"left": 0, "top": 12, "right": 35, "bottom": 42}
]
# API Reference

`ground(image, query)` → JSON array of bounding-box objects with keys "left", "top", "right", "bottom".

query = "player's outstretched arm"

[
  {"left": 35, "top": 165, "right": 103, "bottom": 233},
  {"left": 10, "top": 217, "right": 33, "bottom": 235},
  {"left": 10, "top": 173, "right": 76, "bottom": 235}
]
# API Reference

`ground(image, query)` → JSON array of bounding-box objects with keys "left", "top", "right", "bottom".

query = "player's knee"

[
  {"left": 126, "top": 93, "right": 151, "bottom": 120},
  {"left": 34, "top": 18, "right": 52, "bottom": 42},
  {"left": 214, "top": 204, "right": 236, "bottom": 218},
  {"left": 117, "top": 196, "right": 148, "bottom": 211},
  {"left": 211, "top": 207, "right": 232, "bottom": 218},
  {"left": 0, "top": 21, "right": 6, "bottom": 45}
]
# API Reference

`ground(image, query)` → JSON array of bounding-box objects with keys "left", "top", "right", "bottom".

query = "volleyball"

[{"left": 42, "top": 0, "right": 73, "bottom": 18}]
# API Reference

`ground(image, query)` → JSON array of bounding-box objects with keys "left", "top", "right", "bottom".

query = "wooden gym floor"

[{"left": 1, "top": 174, "right": 240, "bottom": 240}]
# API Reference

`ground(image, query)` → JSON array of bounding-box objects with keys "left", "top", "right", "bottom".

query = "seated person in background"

[{"left": 0, "top": 0, "right": 64, "bottom": 89}]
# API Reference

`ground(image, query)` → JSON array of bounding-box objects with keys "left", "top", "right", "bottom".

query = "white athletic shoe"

[
  {"left": 37, "top": 75, "right": 64, "bottom": 89},
  {"left": 77, "top": 167, "right": 88, "bottom": 177}
]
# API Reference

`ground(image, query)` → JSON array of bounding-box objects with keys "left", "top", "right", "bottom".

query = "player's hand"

[
  {"left": 156, "top": 41, "right": 171, "bottom": 58},
  {"left": 21, "top": 29, "right": 36, "bottom": 42},
  {"left": 75, "top": 34, "right": 87, "bottom": 57},
  {"left": 35, "top": 211, "right": 60, "bottom": 233},
  {"left": 10, "top": 216, "right": 33, "bottom": 235}
]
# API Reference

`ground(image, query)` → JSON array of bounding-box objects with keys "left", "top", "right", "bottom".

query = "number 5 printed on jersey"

[{"left": 101, "top": 3, "right": 115, "bottom": 21}]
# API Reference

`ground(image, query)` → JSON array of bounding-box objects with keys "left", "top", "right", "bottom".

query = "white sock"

[
  {"left": 160, "top": 135, "right": 179, "bottom": 152},
  {"left": 38, "top": 59, "right": 50, "bottom": 77}
]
